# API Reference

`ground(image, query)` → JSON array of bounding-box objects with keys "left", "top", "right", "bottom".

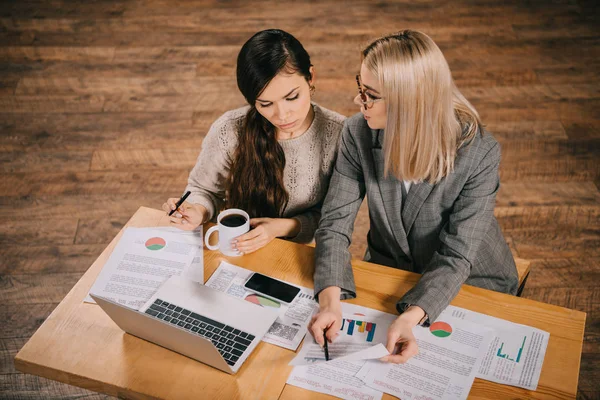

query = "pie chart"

[
  {"left": 430, "top": 321, "right": 452, "bottom": 338},
  {"left": 245, "top": 294, "right": 280, "bottom": 308},
  {"left": 145, "top": 237, "right": 166, "bottom": 251}
]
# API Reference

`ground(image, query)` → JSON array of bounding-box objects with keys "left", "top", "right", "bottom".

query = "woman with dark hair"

[{"left": 162, "top": 29, "right": 345, "bottom": 254}]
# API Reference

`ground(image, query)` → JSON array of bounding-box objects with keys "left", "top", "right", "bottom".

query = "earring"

[{"left": 310, "top": 85, "right": 316, "bottom": 96}]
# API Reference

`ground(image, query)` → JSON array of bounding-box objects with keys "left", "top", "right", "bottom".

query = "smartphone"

[{"left": 244, "top": 272, "right": 301, "bottom": 304}]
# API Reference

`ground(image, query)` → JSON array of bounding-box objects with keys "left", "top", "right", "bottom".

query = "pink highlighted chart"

[{"left": 145, "top": 237, "right": 166, "bottom": 251}]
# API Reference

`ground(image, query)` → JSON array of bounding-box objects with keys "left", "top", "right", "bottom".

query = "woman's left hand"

[{"left": 232, "top": 218, "right": 280, "bottom": 255}]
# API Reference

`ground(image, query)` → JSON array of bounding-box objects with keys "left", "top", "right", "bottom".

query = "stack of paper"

[
  {"left": 286, "top": 304, "right": 550, "bottom": 400},
  {"left": 86, "top": 226, "right": 204, "bottom": 309}
]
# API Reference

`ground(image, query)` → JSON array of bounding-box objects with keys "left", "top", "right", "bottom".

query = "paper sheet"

[
  {"left": 287, "top": 360, "right": 383, "bottom": 400},
  {"left": 289, "top": 311, "right": 394, "bottom": 366},
  {"left": 86, "top": 227, "right": 204, "bottom": 309},
  {"left": 359, "top": 314, "right": 494, "bottom": 400},
  {"left": 439, "top": 305, "right": 549, "bottom": 390},
  {"left": 286, "top": 304, "right": 396, "bottom": 400},
  {"left": 205, "top": 261, "right": 317, "bottom": 351}
]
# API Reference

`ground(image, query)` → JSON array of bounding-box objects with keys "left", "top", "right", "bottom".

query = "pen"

[
  {"left": 168, "top": 191, "right": 191, "bottom": 216},
  {"left": 323, "top": 329, "right": 330, "bottom": 361}
]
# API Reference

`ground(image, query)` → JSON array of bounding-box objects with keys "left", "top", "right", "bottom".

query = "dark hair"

[{"left": 226, "top": 29, "right": 312, "bottom": 218}]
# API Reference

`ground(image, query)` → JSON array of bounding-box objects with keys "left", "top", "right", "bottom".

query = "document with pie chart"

[
  {"left": 358, "top": 314, "right": 495, "bottom": 400},
  {"left": 87, "top": 227, "right": 202, "bottom": 309}
]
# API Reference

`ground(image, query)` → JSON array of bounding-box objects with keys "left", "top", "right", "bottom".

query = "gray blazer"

[{"left": 314, "top": 113, "right": 518, "bottom": 325}]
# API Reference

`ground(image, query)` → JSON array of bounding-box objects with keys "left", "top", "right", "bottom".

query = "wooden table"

[{"left": 15, "top": 207, "right": 585, "bottom": 399}]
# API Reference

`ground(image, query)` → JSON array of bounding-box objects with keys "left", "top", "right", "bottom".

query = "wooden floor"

[{"left": 0, "top": 0, "right": 598, "bottom": 398}]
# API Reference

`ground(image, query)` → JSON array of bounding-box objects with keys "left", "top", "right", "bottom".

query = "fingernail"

[
  {"left": 182, "top": 220, "right": 187, "bottom": 224},
  {"left": 175, "top": 212, "right": 182, "bottom": 218}
]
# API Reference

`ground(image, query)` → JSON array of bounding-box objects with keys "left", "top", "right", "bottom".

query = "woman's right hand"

[
  {"left": 308, "top": 286, "right": 343, "bottom": 346},
  {"left": 162, "top": 198, "right": 208, "bottom": 231}
]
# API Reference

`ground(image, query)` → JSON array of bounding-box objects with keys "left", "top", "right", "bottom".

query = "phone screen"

[{"left": 244, "top": 273, "right": 301, "bottom": 304}]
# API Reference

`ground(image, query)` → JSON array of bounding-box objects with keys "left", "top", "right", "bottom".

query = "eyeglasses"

[{"left": 355, "top": 74, "right": 384, "bottom": 109}]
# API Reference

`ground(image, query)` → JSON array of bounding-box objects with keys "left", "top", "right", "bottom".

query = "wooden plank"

[
  {"left": 0, "top": 337, "right": 29, "bottom": 374},
  {"left": 0, "top": 273, "right": 84, "bottom": 305},
  {"left": 441, "top": 36, "right": 600, "bottom": 69},
  {"left": 0, "top": 112, "right": 195, "bottom": 151},
  {"left": 114, "top": 44, "right": 238, "bottom": 63},
  {"left": 0, "top": 78, "right": 18, "bottom": 96},
  {"left": 0, "top": 303, "right": 58, "bottom": 338},
  {"left": 4, "top": 61, "right": 198, "bottom": 80},
  {"left": 0, "top": 0, "right": 127, "bottom": 18},
  {"left": 511, "top": 230, "right": 600, "bottom": 259},
  {"left": 0, "top": 150, "right": 93, "bottom": 173},
  {"left": 74, "top": 217, "right": 129, "bottom": 245},
  {"left": 0, "top": 31, "right": 35, "bottom": 46},
  {"left": 496, "top": 182, "right": 600, "bottom": 207},
  {"left": 486, "top": 121, "right": 567, "bottom": 139},
  {"left": 15, "top": 76, "right": 237, "bottom": 96},
  {"left": 102, "top": 93, "right": 246, "bottom": 112},
  {"left": 513, "top": 22, "right": 598, "bottom": 41},
  {"left": 477, "top": 99, "right": 600, "bottom": 124},
  {"left": 495, "top": 205, "right": 600, "bottom": 231},
  {"left": 90, "top": 148, "right": 198, "bottom": 171},
  {"left": 0, "top": 193, "right": 169, "bottom": 220},
  {"left": 498, "top": 156, "right": 599, "bottom": 182},
  {"left": 536, "top": 64, "right": 600, "bottom": 85},
  {"left": 498, "top": 138, "right": 599, "bottom": 161},
  {"left": 0, "top": 244, "right": 105, "bottom": 275},
  {"left": 13, "top": 30, "right": 260, "bottom": 47},
  {"left": 0, "top": 170, "right": 189, "bottom": 197},
  {"left": 464, "top": 84, "right": 600, "bottom": 104},
  {"left": 579, "top": 354, "right": 600, "bottom": 397},
  {"left": 563, "top": 122, "right": 600, "bottom": 140},
  {"left": 0, "top": 374, "right": 114, "bottom": 400},
  {"left": 451, "top": 67, "right": 540, "bottom": 87},
  {"left": 0, "top": 95, "right": 104, "bottom": 113},
  {"left": 0, "top": 46, "right": 115, "bottom": 62},
  {"left": 525, "top": 258, "right": 600, "bottom": 289},
  {"left": 0, "top": 217, "right": 78, "bottom": 246}
]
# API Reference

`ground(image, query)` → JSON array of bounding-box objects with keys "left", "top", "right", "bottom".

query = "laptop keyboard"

[{"left": 144, "top": 298, "right": 255, "bottom": 367}]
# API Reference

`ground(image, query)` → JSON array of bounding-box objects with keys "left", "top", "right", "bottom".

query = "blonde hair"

[{"left": 362, "top": 30, "right": 481, "bottom": 183}]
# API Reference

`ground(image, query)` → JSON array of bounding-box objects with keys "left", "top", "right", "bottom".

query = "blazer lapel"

[
  {"left": 371, "top": 140, "right": 411, "bottom": 259},
  {"left": 402, "top": 181, "right": 434, "bottom": 236}
]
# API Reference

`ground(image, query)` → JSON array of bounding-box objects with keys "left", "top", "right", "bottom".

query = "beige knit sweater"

[{"left": 185, "top": 103, "right": 346, "bottom": 243}]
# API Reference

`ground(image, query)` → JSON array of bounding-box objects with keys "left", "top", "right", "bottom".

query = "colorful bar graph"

[{"left": 340, "top": 318, "right": 377, "bottom": 342}]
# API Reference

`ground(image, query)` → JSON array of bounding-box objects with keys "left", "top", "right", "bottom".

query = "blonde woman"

[{"left": 309, "top": 30, "right": 518, "bottom": 363}]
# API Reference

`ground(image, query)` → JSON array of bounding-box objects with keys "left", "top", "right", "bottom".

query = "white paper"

[
  {"left": 360, "top": 314, "right": 494, "bottom": 400},
  {"left": 439, "top": 305, "right": 549, "bottom": 390},
  {"left": 286, "top": 304, "right": 396, "bottom": 400},
  {"left": 154, "top": 226, "right": 204, "bottom": 283},
  {"left": 205, "top": 261, "right": 317, "bottom": 351},
  {"left": 287, "top": 360, "right": 383, "bottom": 400},
  {"left": 86, "top": 227, "right": 203, "bottom": 309},
  {"left": 290, "top": 308, "right": 395, "bottom": 366}
]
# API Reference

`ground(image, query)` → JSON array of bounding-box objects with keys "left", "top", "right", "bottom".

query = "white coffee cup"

[{"left": 204, "top": 209, "right": 250, "bottom": 256}]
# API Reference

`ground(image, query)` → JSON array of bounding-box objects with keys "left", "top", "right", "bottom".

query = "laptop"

[{"left": 90, "top": 275, "right": 278, "bottom": 374}]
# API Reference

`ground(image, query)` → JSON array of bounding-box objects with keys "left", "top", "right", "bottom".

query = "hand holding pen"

[
  {"left": 162, "top": 191, "right": 208, "bottom": 231},
  {"left": 168, "top": 191, "right": 191, "bottom": 216}
]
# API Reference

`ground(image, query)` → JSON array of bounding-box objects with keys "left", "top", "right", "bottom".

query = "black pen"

[
  {"left": 323, "top": 329, "right": 330, "bottom": 361},
  {"left": 168, "top": 191, "right": 191, "bottom": 216}
]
